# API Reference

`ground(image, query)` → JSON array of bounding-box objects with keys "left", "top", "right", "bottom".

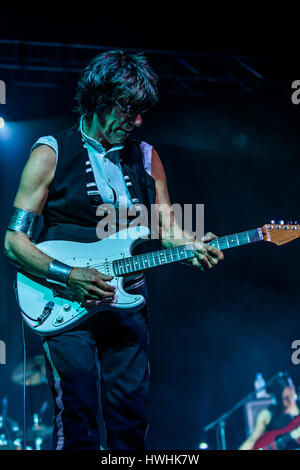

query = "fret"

[
  {"left": 143, "top": 254, "right": 150, "bottom": 268},
  {"left": 117, "top": 261, "right": 123, "bottom": 276},
  {"left": 136, "top": 258, "right": 140, "bottom": 270},
  {"left": 112, "top": 245, "right": 192, "bottom": 276},
  {"left": 208, "top": 229, "right": 261, "bottom": 251},
  {"left": 129, "top": 257, "right": 135, "bottom": 272},
  {"left": 134, "top": 258, "right": 140, "bottom": 270},
  {"left": 140, "top": 255, "right": 146, "bottom": 270},
  {"left": 177, "top": 247, "right": 187, "bottom": 261},
  {"left": 228, "top": 235, "right": 238, "bottom": 248},
  {"left": 146, "top": 253, "right": 152, "bottom": 268},
  {"left": 118, "top": 260, "right": 124, "bottom": 275},
  {"left": 113, "top": 261, "right": 119, "bottom": 276},
  {"left": 114, "top": 261, "right": 119, "bottom": 276},
  {"left": 238, "top": 232, "right": 249, "bottom": 245},
  {"left": 154, "top": 253, "right": 160, "bottom": 266},
  {"left": 152, "top": 253, "right": 159, "bottom": 266}
]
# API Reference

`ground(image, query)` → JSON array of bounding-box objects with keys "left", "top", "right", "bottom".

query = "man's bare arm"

[
  {"left": 3, "top": 144, "right": 115, "bottom": 301},
  {"left": 4, "top": 144, "right": 57, "bottom": 278}
]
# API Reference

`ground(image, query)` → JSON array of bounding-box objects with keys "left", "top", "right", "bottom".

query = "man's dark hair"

[{"left": 74, "top": 50, "right": 159, "bottom": 122}]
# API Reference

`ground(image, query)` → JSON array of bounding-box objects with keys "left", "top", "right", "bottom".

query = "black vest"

[
  {"left": 266, "top": 404, "right": 300, "bottom": 432},
  {"left": 37, "top": 125, "right": 156, "bottom": 244}
]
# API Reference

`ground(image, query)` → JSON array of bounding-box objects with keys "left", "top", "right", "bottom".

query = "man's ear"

[{"left": 134, "top": 114, "right": 142, "bottom": 128}]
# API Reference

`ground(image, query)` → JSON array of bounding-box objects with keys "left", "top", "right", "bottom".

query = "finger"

[
  {"left": 97, "top": 272, "right": 114, "bottom": 281},
  {"left": 191, "top": 257, "right": 205, "bottom": 271},
  {"left": 84, "top": 292, "right": 102, "bottom": 300},
  {"left": 201, "top": 232, "right": 218, "bottom": 242},
  {"left": 192, "top": 241, "right": 208, "bottom": 253},
  {"left": 206, "top": 255, "right": 218, "bottom": 265},
  {"left": 85, "top": 299, "right": 103, "bottom": 306},
  {"left": 93, "top": 277, "right": 116, "bottom": 293},
  {"left": 205, "top": 244, "right": 224, "bottom": 260},
  {"left": 193, "top": 251, "right": 212, "bottom": 270},
  {"left": 182, "top": 257, "right": 206, "bottom": 271},
  {"left": 88, "top": 285, "right": 115, "bottom": 298},
  {"left": 191, "top": 242, "right": 219, "bottom": 261}
]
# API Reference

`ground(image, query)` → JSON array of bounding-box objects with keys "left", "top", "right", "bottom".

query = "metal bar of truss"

[{"left": 0, "top": 39, "right": 266, "bottom": 96}]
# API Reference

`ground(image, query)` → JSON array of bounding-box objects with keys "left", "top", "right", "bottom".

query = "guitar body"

[
  {"left": 253, "top": 415, "right": 300, "bottom": 450},
  {"left": 16, "top": 226, "right": 150, "bottom": 335}
]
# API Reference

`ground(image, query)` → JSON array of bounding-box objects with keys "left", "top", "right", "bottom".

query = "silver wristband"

[
  {"left": 46, "top": 260, "right": 73, "bottom": 287},
  {"left": 8, "top": 207, "right": 38, "bottom": 238}
]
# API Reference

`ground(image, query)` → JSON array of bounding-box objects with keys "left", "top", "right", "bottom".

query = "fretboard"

[
  {"left": 112, "top": 228, "right": 263, "bottom": 277},
  {"left": 207, "top": 228, "right": 263, "bottom": 250},
  {"left": 113, "top": 245, "right": 194, "bottom": 277}
]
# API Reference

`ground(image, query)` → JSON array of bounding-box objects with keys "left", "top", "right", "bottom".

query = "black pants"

[{"left": 42, "top": 284, "right": 150, "bottom": 450}]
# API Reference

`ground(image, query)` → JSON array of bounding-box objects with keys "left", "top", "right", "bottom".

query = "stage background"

[{"left": 0, "top": 9, "right": 299, "bottom": 450}]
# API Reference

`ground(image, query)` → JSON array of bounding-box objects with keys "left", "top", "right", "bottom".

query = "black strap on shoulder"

[{"left": 119, "top": 140, "right": 146, "bottom": 206}]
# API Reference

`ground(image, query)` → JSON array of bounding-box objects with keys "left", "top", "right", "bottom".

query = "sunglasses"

[{"left": 113, "top": 99, "right": 148, "bottom": 116}]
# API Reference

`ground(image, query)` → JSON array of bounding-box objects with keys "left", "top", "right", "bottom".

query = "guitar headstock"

[{"left": 262, "top": 220, "right": 300, "bottom": 246}]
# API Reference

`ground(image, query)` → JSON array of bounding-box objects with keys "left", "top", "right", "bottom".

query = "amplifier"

[{"left": 244, "top": 398, "right": 273, "bottom": 435}]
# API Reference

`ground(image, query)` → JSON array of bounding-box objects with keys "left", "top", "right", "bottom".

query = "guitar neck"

[
  {"left": 113, "top": 245, "right": 195, "bottom": 277},
  {"left": 207, "top": 227, "right": 263, "bottom": 251},
  {"left": 112, "top": 227, "right": 264, "bottom": 277}
]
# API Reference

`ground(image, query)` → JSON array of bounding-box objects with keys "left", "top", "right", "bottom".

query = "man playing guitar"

[{"left": 3, "top": 50, "right": 224, "bottom": 450}]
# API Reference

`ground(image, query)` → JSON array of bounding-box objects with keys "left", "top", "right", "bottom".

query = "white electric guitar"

[{"left": 16, "top": 222, "right": 300, "bottom": 335}]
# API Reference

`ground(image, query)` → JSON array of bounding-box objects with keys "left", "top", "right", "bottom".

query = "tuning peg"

[
  {"left": 279, "top": 220, "right": 285, "bottom": 225},
  {"left": 270, "top": 220, "right": 276, "bottom": 224}
]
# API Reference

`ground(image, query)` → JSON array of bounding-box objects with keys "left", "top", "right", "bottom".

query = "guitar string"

[{"left": 88, "top": 229, "right": 261, "bottom": 270}]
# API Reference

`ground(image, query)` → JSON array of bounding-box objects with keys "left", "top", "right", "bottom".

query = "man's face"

[
  {"left": 95, "top": 102, "right": 143, "bottom": 147},
  {"left": 282, "top": 386, "right": 297, "bottom": 410}
]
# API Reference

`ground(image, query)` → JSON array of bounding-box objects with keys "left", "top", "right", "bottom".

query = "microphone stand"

[{"left": 204, "top": 371, "right": 286, "bottom": 450}]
